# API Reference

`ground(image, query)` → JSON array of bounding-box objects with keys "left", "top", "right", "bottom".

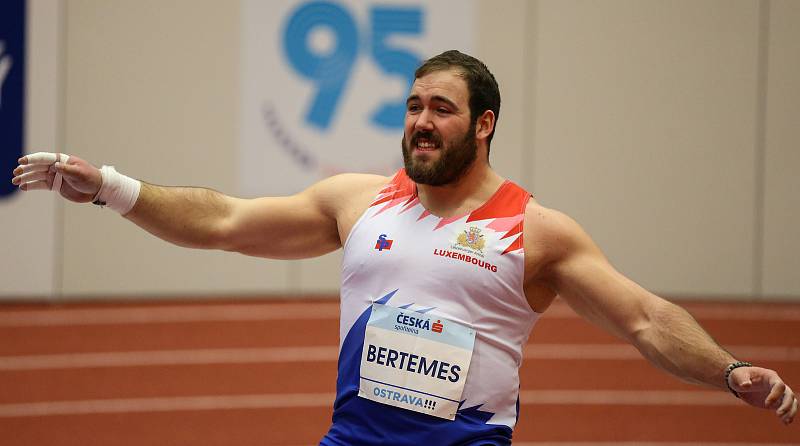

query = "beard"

[{"left": 402, "top": 122, "right": 478, "bottom": 186}]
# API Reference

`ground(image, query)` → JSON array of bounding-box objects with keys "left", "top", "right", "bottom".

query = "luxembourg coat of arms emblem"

[{"left": 457, "top": 226, "right": 486, "bottom": 253}]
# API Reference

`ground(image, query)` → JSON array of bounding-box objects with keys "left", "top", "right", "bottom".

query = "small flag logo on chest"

[{"left": 375, "top": 234, "right": 393, "bottom": 251}]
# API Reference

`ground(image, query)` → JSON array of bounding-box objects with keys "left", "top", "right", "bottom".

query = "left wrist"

[{"left": 724, "top": 361, "right": 753, "bottom": 398}]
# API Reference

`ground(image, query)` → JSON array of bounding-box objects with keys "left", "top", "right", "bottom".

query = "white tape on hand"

[
  {"left": 93, "top": 165, "right": 141, "bottom": 215},
  {"left": 24, "top": 152, "right": 60, "bottom": 165},
  {"left": 17, "top": 152, "right": 70, "bottom": 193},
  {"left": 51, "top": 153, "right": 69, "bottom": 193}
]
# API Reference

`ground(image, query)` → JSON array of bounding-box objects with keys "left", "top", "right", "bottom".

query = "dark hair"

[{"left": 414, "top": 50, "right": 501, "bottom": 152}]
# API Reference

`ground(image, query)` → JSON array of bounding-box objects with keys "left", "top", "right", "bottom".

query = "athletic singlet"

[{"left": 321, "top": 169, "right": 541, "bottom": 445}]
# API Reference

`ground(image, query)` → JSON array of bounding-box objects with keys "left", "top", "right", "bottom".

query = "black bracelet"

[{"left": 724, "top": 361, "right": 752, "bottom": 398}]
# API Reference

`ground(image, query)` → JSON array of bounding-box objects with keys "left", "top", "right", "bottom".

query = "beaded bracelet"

[{"left": 724, "top": 361, "right": 753, "bottom": 398}]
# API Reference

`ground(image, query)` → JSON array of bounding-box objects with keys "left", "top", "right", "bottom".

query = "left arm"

[{"left": 528, "top": 206, "right": 797, "bottom": 425}]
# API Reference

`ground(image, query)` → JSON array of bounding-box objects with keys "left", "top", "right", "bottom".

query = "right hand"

[
  {"left": 11, "top": 152, "right": 101, "bottom": 203},
  {"left": 729, "top": 366, "right": 797, "bottom": 425}
]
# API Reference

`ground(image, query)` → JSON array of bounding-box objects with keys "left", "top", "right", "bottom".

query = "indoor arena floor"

[{"left": 1, "top": 297, "right": 798, "bottom": 445}]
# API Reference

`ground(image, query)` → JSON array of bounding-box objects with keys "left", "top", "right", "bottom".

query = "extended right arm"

[
  {"left": 127, "top": 182, "right": 341, "bottom": 259},
  {"left": 12, "top": 153, "right": 353, "bottom": 259}
]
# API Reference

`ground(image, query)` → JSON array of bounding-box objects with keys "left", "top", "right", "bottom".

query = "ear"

[{"left": 474, "top": 110, "right": 495, "bottom": 141}]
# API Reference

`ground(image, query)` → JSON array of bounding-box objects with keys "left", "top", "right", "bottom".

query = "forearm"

[
  {"left": 124, "top": 182, "right": 234, "bottom": 250},
  {"left": 633, "top": 299, "right": 736, "bottom": 390}
]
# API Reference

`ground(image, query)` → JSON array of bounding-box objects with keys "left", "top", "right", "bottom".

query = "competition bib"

[{"left": 358, "top": 303, "right": 476, "bottom": 420}]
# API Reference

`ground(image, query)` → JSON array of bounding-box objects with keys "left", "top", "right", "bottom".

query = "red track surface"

[{"left": 1, "top": 298, "right": 798, "bottom": 445}]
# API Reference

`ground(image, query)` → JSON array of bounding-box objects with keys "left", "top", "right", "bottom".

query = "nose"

[{"left": 414, "top": 108, "right": 435, "bottom": 132}]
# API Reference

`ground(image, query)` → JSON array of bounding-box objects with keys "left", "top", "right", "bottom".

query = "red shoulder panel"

[
  {"left": 369, "top": 169, "right": 416, "bottom": 208},
  {"left": 466, "top": 181, "right": 531, "bottom": 222}
]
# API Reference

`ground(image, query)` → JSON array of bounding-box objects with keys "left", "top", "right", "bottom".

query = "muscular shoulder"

[
  {"left": 308, "top": 173, "right": 390, "bottom": 215},
  {"left": 305, "top": 173, "right": 393, "bottom": 240},
  {"left": 522, "top": 200, "right": 599, "bottom": 281}
]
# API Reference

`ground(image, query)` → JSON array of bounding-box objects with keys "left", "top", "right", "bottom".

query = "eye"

[
  {"left": 436, "top": 107, "right": 451, "bottom": 114},
  {"left": 407, "top": 104, "right": 421, "bottom": 113}
]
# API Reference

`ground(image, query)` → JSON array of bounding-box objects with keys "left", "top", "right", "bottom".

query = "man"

[{"left": 11, "top": 50, "right": 797, "bottom": 444}]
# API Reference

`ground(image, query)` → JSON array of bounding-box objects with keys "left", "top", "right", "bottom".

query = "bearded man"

[{"left": 11, "top": 50, "right": 797, "bottom": 445}]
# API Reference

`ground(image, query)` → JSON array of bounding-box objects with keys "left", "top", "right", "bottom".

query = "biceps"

[{"left": 221, "top": 194, "right": 341, "bottom": 259}]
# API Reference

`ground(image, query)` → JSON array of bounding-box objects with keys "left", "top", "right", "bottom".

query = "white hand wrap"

[
  {"left": 92, "top": 165, "right": 141, "bottom": 215},
  {"left": 52, "top": 153, "right": 69, "bottom": 193},
  {"left": 16, "top": 152, "right": 69, "bottom": 192}
]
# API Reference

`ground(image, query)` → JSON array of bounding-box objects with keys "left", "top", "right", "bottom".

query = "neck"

[{"left": 415, "top": 160, "right": 505, "bottom": 218}]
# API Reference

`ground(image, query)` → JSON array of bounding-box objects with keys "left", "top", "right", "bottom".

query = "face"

[{"left": 402, "top": 69, "right": 477, "bottom": 186}]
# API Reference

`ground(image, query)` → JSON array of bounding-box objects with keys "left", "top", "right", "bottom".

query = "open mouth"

[
  {"left": 415, "top": 139, "right": 438, "bottom": 152},
  {"left": 411, "top": 133, "right": 441, "bottom": 152}
]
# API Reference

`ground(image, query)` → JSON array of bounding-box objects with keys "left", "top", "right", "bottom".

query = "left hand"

[{"left": 729, "top": 366, "right": 797, "bottom": 425}]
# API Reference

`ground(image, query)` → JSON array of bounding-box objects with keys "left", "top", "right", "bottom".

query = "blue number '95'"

[{"left": 282, "top": 1, "right": 423, "bottom": 131}]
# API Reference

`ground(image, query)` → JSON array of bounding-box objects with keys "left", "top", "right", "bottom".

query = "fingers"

[
  {"left": 776, "top": 386, "right": 792, "bottom": 412},
  {"left": 54, "top": 161, "right": 79, "bottom": 177},
  {"left": 776, "top": 387, "right": 797, "bottom": 425},
  {"left": 19, "top": 152, "right": 70, "bottom": 165},
  {"left": 12, "top": 153, "right": 72, "bottom": 193},
  {"left": 13, "top": 163, "right": 50, "bottom": 175},
  {"left": 12, "top": 170, "right": 50, "bottom": 186},
  {"left": 20, "top": 180, "right": 50, "bottom": 191},
  {"left": 52, "top": 161, "right": 87, "bottom": 191},
  {"left": 765, "top": 381, "right": 786, "bottom": 409},
  {"left": 786, "top": 397, "right": 797, "bottom": 425},
  {"left": 19, "top": 152, "right": 60, "bottom": 165}
]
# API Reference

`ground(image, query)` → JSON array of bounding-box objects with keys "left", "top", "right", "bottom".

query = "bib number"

[{"left": 358, "top": 303, "right": 475, "bottom": 420}]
